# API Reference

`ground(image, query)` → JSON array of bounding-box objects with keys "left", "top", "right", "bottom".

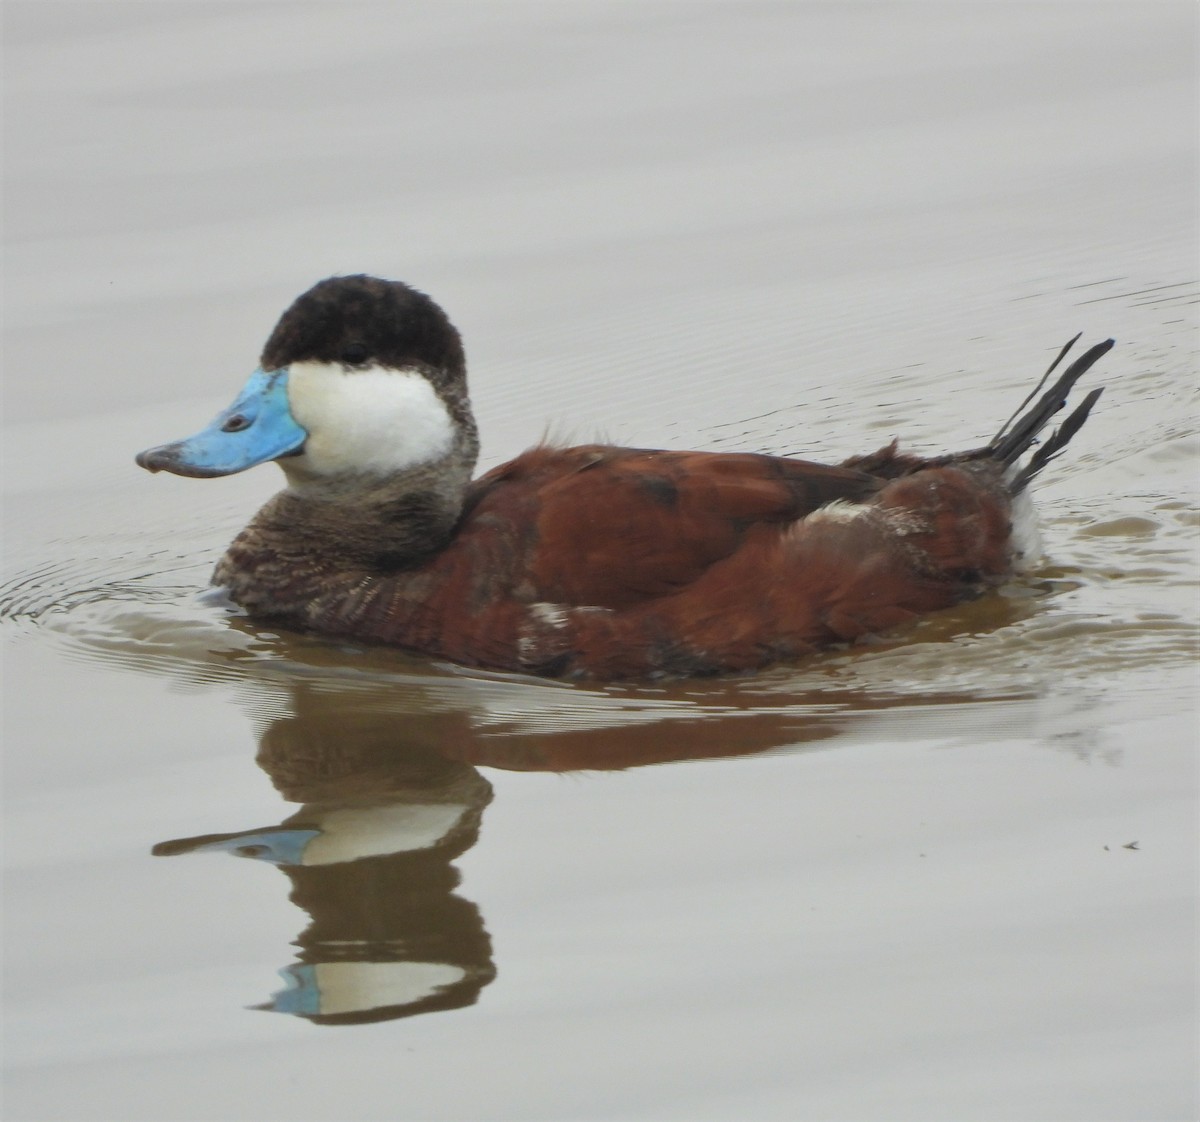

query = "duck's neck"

[
  {"left": 215, "top": 445, "right": 478, "bottom": 616},
  {"left": 291, "top": 457, "right": 474, "bottom": 565}
]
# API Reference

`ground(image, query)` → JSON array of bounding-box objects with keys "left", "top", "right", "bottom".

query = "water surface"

[{"left": 4, "top": 4, "right": 1197, "bottom": 1120}]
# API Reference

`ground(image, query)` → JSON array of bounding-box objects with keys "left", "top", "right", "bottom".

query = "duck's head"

[{"left": 136, "top": 275, "right": 478, "bottom": 493}]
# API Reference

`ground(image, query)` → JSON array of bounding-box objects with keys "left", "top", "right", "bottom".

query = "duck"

[{"left": 136, "top": 275, "right": 1112, "bottom": 679}]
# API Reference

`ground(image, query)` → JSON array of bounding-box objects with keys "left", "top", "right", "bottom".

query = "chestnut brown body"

[{"left": 218, "top": 442, "right": 1025, "bottom": 678}]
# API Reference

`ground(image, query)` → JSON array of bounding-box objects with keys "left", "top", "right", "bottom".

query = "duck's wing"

[{"left": 469, "top": 445, "right": 881, "bottom": 609}]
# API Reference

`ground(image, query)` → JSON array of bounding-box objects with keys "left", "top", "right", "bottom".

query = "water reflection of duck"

[
  {"left": 152, "top": 664, "right": 1049, "bottom": 1024},
  {"left": 155, "top": 686, "right": 495, "bottom": 1026},
  {"left": 137, "top": 275, "right": 1112, "bottom": 679},
  {"left": 148, "top": 670, "right": 857, "bottom": 1025}
]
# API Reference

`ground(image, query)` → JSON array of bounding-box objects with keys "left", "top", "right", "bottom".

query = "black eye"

[
  {"left": 221, "top": 413, "right": 250, "bottom": 433},
  {"left": 341, "top": 342, "right": 369, "bottom": 365}
]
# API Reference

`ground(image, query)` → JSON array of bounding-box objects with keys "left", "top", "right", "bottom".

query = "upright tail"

[{"left": 986, "top": 335, "right": 1114, "bottom": 492}]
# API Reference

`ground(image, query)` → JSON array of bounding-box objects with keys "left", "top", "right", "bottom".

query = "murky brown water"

[{"left": 4, "top": 4, "right": 1198, "bottom": 1120}]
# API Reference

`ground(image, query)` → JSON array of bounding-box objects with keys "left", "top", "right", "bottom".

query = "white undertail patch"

[
  {"left": 284, "top": 361, "right": 455, "bottom": 479},
  {"left": 1007, "top": 477, "right": 1044, "bottom": 571}
]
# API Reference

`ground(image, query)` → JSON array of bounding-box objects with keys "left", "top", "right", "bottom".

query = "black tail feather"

[
  {"left": 991, "top": 332, "right": 1082, "bottom": 450},
  {"left": 988, "top": 337, "right": 1114, "bottom": 488},
  {"left": 1009, "top": 385, "right": 1105, "bottom": 492}
]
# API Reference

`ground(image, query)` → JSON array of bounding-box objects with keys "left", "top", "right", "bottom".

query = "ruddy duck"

[{"left": 137, "top": 275, "right": 1111, "bottom": 678}]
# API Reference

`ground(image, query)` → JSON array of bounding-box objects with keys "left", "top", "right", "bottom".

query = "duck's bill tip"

[
  {"left": 135, "top": 442, "right": 246, "bottom": 477},
  {"left": 134, "top": 448, "right": 163, "bottom": 473}
]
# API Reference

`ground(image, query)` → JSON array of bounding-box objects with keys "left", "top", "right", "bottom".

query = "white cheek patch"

[{"left": 285, "top": 361, "right": 455, "bottom": 477}]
